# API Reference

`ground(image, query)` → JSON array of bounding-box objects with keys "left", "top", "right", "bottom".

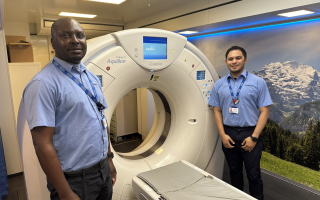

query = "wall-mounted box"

[{"left": 7, "top": 43, "right": 34, "bottom": 62}]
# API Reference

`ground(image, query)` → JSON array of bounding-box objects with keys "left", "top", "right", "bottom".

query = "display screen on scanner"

[
  {"left": 143, "top": 37, "right": 167, "bottom": 60},
  {"left": 197, "top": 71, "right": 206, "bottom": 80}
]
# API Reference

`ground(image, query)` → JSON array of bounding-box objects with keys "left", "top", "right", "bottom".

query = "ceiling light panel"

[
  {"left": 59, "top": 12, "right": 97, "bottom": 18},
  {"left": 278, "top": 10, "right": 315, "bottom": 18},
  {"left": 178, "top": 31, "right": 199, "bottom": 35},
  {"left": 87, "top": 0, "right": 126, "bottom": 4}
]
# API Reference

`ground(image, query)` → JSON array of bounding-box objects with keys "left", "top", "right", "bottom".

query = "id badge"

[
  {"left": 101, "top": 116, "right": 108, "bottom": 129},
  {"left": 229, "top": 106, "right": 239, "bottom": 114}
]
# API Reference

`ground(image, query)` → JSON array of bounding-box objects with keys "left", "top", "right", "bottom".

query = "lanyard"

[
  {"left": 53, "top": 59, "right": 105, "bottom": 111},
  {"left": 227, "top": 72, "right": 248, "bottom": 105}
]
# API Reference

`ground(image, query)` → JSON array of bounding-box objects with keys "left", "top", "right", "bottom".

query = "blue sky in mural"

[{"left": 188, "top": 18, "right": 320, "bottom": 77}]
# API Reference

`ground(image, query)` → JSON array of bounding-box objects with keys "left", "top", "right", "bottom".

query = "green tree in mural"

[
  {"left": 262, "top": 123, "right": 271, "bottom": 153},
  {"left": 276, "top": 134, "right": 285, "bottom": 159},
  {"left": 261, "top": 119, "right": 320, "bottom": 171},
  {"left": 285, "top": 143, "right": 305, "bottom": 165},
  {"left": 303, "top": 120, "right": 320, "bottom": 170},
  {"left": 262, "top": 119, "right": 284, "bottom": 156}
]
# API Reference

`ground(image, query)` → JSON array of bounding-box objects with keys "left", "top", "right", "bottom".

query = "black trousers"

[
  {"left": 47, "top": 159, "right": 113, "bottom": 200},
  {"left": 222, "top": 125, "right": 264, "bottom": 200}
]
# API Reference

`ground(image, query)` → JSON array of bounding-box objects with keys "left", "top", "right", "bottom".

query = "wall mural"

[{"left": 188, "top": 19, "right": 320, "bottom": 189}]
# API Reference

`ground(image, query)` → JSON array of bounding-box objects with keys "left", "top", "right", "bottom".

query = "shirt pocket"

[
  {"left": 218, "top": 85, "right": 230, "bottom": 98},
  {"left": 213, "top": 84, "right": 230, "bottom": 107},
  {"left": 63, "top": 91, "right": 77, "bottom": 110},
  {"left": 242, "top": 84, "right": 259, "bottom": 105}
]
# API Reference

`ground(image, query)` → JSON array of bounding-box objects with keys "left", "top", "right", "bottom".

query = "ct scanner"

[{"left": 17, "top": 28, "right": 229, "bottom": 200}]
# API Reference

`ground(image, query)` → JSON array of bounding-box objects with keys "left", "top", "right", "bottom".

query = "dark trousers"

[
  {"left": 222, "top": 125, "right": 264, "bottom": 200},
  {"left": 47, "top": 159, "right": 113, "bottom": 200}
]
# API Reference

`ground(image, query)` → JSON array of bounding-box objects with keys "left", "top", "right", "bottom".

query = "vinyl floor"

[{"left": 4, "top": 136, "right": 320, "bottom": 200}]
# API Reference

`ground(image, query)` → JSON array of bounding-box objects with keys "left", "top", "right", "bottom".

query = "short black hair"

[
  {"left": 225, "top": 46, "right": 247, "bottom": 59},
  {"left": 51, "top": 17, "right": 82, "bottom": 38}
]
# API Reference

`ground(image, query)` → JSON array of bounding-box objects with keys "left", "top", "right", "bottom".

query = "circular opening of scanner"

[{"left": 111, "top": 88, "right": 171, "bottom": 160}]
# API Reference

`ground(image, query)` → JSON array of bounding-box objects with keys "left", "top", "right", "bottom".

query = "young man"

[
  {"left": 23, "top": 18, "right": 116, "bottom": 200},
  {"left": 209, "top": 46, "right": 272, "bottom": 200}
]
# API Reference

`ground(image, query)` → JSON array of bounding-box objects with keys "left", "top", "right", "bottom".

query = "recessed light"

[
  {"left": 87, "top": 0, "right": 126, "bottom": 4},
  {"left": 278, "top": 10, "right": 315, "bottom": 18},
  {"left": 178, "top": 31, "right": 199, "bottom": 35},
  {"left": 59, "top": 12, "right": 97, "bottom": 18}
]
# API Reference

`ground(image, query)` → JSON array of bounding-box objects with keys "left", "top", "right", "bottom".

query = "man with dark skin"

[{"left": 24, "top": 18, "right": 116, "bottom": 200}]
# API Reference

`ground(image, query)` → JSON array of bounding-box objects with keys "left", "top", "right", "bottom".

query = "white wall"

[
  {"left": 147, "top": 90, "right": 155, "bottom": 133},
  {"left": 8, "top": 62, "right": 41, "bottom": 127},
  {"left": 3, "top": 0, "right": 30, "bottom": 41},
  {"left": 0, "top": 0, "right": 27, "bottom": 175},
  {"left": 115, "top": 90, "right": 139, "bottom": 137},
  {"left": 125, "top": 0, "right": 320, "bottom": 31},
  {"left": 3, "top": 21, "right": 30, "bottom": 42},
  {"left": 0, "top": 29, "right": 22, "bottom": 175},
  {"left": 30, "top": 35, "right": 51, "bottom": 68},
  {"left": 137, "top": 88, "right": 156, "bottom": 140},
  {"left": 48, "top": 36, "right": 55, "bottom": 61},
  {"left": 0, "top": 0, "right": 2, "bottom": 30}
]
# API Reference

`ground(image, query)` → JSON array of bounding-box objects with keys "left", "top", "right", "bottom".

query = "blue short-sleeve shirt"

[
  {"left": 23, "top": 56, "right": 109, "bottom": 172},
  {"left": 209, "top": 69, "right": 272, "bottom": 127}
]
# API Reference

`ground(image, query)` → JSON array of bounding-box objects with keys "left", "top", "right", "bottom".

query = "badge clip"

[
  {"left": 102, "top": 116, "right": 108, "bottom": 129},
  {"left": 97, "top": 102, "right": 105, "bottom": 111},
  {"left": 233, "top": 99, "right": 239, "bottom": 105}
]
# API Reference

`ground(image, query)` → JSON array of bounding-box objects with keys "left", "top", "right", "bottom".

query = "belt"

[
  {"left": 64, "top": 157, "right": 108, "bottom": 178},
  {"left": 224, "top": 124, "right": 256, "bottom": 130}
]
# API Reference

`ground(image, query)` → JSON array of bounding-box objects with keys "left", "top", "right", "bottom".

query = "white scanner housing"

[{"left": 17, "top": 28, "right": 225, "bottom": 200}]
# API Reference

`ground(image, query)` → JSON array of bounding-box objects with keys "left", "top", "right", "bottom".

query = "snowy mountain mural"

[
  {"left": 188, "top": 19, "right": 320, "bottom": 175},
  {"left": 253, "top": 61, "right": 320, "bottom": 132}
]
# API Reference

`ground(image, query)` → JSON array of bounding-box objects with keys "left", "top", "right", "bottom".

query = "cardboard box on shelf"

[
  {"left": 5, "top": 36, "right": 27, "bottom": 45},
  {"left": 7, "top": 43, "right": 34, "bottom": 63},
  {"left": 5, "top": 35, "right": 34, "bottom": 63}
]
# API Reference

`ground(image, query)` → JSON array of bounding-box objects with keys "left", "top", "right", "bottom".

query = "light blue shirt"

[
  {"left": 23, "top": 56, "right": 108, "bottom": 172},
  {"left": 209, "top": 69, "right": 272, "bottom": 127}
]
